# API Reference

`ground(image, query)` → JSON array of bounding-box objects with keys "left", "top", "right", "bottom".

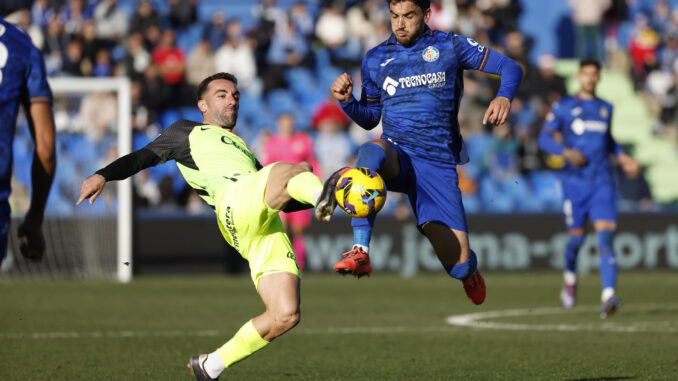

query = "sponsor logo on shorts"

[
  {"left": 287, "top": 251, "right": 299, "bottom": 269},
  {"left": 224, "top": 206, "right": 239, "bottom": 250}
]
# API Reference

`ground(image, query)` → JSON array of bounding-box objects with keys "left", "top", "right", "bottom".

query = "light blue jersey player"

[
  {"left": 325, "top": 0, "right": 522, "bottom": 305},
  {"left": 539, "top": 59, "right": 639, "bottom": 318},
  {"left": 0, "top": 17, "right": 55, "bottom": 263}
]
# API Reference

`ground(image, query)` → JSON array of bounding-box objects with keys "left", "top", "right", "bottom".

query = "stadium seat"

[{"left": 266, "top": 89, "right": 298, "bottom": 116}]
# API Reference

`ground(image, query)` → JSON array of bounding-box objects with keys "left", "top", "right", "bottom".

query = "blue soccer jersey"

[
  {"left": 0, "top": 18, "right": 52, "bottom": 201},
  {"left": 342, "top": 27, "right": 521, "bottom": 164},
  {"left": 542, "top": 96, "right": 620, "bottom": 185}
]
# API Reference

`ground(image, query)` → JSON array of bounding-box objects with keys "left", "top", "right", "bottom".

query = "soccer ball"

[{"left": 334, "top": 167, "right": 386, "bottom": 218}]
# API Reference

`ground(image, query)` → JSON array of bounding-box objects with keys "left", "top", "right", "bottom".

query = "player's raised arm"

[
  {"left": 453, "top": 34, "right": 523, "bottom": 126},
  {"left": 77, "top": 148, "right": 163, "bottom": 205},
  {"left": 334, "top": 55, "right": 383, "bottom": 130}
]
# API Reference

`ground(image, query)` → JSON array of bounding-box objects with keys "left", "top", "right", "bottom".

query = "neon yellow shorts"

[{"left": 215, "top": 163, "right": 300, "bottom": 287}]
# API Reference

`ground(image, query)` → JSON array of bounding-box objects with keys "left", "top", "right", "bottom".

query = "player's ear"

[
  {"left": 198, "top": 99, "right": 207, "bottom": 113},
  {"left": 424, "top": 7, "right": 431, "bottom": 23}
]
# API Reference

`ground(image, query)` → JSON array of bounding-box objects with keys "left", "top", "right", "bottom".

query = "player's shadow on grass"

[{"left": 567, "top": 377, "right": 635, "bottom": 381}]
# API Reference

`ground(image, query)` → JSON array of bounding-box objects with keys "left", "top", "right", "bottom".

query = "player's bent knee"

[{"left": 271, "top": 311, "right": 300, "bottom": 337}]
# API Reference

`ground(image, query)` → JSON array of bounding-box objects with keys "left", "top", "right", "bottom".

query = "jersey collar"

[{"left": 386, "top": 25, "right": 434, "bottom": 45}]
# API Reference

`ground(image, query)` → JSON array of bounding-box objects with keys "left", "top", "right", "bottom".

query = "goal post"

[{"left": 4, "top": 77, "right": 132, "bottom": 282}]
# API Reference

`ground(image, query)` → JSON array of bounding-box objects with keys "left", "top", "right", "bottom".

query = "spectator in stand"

[
  {"left": 252, "top": 0, "right": 287, "bottom": 75},
  {"left": 168, "top": 0, "right": 197, "bottom": 30},
  {"left": 203, "top": 11, "right": 227, "bottom": 51},
  {"left": 122, "top": 32, "right": 151, "bottom": 78},
  {"left": 59, "top": 0, "right": 91, "bottom": 38},
  {"left": 61, "top": 39, "right": 84, "bottom": 76},
  {"left": 31, "top": 0, "right": 53, "bottom": 29},
  {"left": 140, "top": 64, "right": 168, "bottom": 113},
  {"left": 289, "top": 2, "right": 314, "bottom": 41},
  {"left": 42, "top": 14, "right": 68, "bottom": 74},
  {"left": 628, "top": 13, "right": 661, "bottom": 90},
  {"left": 130, "top": 0, "right": 161, "bottom": 47},
  {"left": 187, "top": 39, "right": 216, "bottom": 89},
  {"left": 80, "top": 20, "right": 109, "bottom": 66},
  {"left": 152, "top": 29, "right": 189, "bottom": 107},
  {"left": 215, "top": 20, "right": 258, "bottom": 93},
  {"left": 262, "top": 113, "right": 321, "bottom": 270},
  {"left": 264, "top": 19, "right": 308, "bottom": 93},
  {"left": 534, "top": 53, "right": 567, "bottom": 105},
  {"left": 569, "top": 0, "right": 611, "bottom": 63},
  {"left": 92, "top": 48, "right": 113, "bottom": 77},
  {"left": 93, "top": 0, "right": 127, "bottom": 45}
]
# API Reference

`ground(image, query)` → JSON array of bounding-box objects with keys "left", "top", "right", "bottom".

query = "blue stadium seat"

[
  {"left": 180, "top": 107, "right": 203, "bottom": 123},
  {"left": 159, "top": 109, "right": 181, "bottom": 129},
  {"left": 266, "top": 89, "right": 298, "bottom": 116},
  {"left": 285, "top": 67, "right": 317, "bottom": 97},
  {"left": 479, "top": 175, "right": 514, "bottom": 213},
  {"left": 530, "top": 171, "right": 563, "bottom": 212}
]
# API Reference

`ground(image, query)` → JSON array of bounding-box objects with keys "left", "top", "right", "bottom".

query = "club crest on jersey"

[
  {"left": 422, "top": 46, "right": 439, "bottom": 62},
  {"left": 600, "top": 107, "right": 609, "bottom": 118}
]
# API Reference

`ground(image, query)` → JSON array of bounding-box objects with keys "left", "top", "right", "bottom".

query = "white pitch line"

[{"left": 446, "top": 304, "right": 678, "bottom": 333}]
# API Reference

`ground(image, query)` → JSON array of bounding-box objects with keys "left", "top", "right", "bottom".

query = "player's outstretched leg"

[
  {"left": 561, "top": 234, "right": 584, "bottom": 309},
  {"left": 314, "top": 167, "right": 349, "bottom": 221},
  {"left": 187, "top": 273, "right": 299, "bottom": 379}
]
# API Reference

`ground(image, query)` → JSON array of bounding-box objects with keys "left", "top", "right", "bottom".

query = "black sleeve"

[
  {"left": 95, "top": 148, "right": 162, "bottom": 181},
  {"left": 282, "top": 199, "right": 313, "bottom": 213}
]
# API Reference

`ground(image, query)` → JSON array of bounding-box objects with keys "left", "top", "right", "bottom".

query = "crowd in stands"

[{"left": 4, "top": 0, "right": 669, "bottom": 218}]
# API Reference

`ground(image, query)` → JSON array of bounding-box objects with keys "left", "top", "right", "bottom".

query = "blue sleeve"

[
  {"left": 452, "top": 34, "right": 522, "bottom": 100},
  {"left": 479, "top": 50, "right": 523, "bottom": 100},
  {"left": 538, "top": 104, "right": 565, "bottom": 155},
  {"left": 339, "top": 55, "right": 382, "bottom": 130},
  {"left": 26, "top": 43, "right": 52, "bottom": 101}
]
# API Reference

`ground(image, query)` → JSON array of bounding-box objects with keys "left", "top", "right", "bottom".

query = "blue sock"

[
  {"left": 443, "top": 251, "right": 478, "bottom": 280},
  {"left": 352, "top": 215, "right": 376, "bottom": 249},
  {"left": 597, "top": 230, "right": 617, "bottom": 289},
  {"left": 356, "top": 143, "right": 386, "bottom": 171},
  {"left": 565, "top": 235, "right": 585, "bottom": 273},
  {"left": 350, "top": 143, "right": 386, "bottom": 250}
]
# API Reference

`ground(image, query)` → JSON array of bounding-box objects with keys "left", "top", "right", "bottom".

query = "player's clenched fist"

[
  {"left": 331, "top": 73, "right": 353, "bottom": 102},
  {"left": 77, "top": 174, "right": 107, "bottom": 205}
]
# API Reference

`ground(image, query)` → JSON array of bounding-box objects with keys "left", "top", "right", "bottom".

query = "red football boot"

[
  {"left": 334, "top": 246, "right": 371, "bottom": 278},
  {"left": 462, "top": 270, "right": 486, "bottom": 305}
]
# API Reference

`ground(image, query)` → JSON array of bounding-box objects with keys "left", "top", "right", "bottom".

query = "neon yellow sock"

[
  {"left": 217, "top": 320, "right": 269, "bottom": 368},
  {"left": 286, "top": 171, "right": 323, "bottom": 206}
]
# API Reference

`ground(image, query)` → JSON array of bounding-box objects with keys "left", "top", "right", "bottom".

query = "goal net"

[{"left": 2, "top": 77, "right": 132, "bottom": 282}]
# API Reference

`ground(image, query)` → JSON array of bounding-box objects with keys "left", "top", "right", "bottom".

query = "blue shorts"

[
  {"left": 385, "top": 140, "right": 468, "bottom": 233},
  {"left": 0, "top": 199, "right": 9, "bottom": 260},
  {"left": 561, "top": 180, "right": 617, "bottom": 229}
]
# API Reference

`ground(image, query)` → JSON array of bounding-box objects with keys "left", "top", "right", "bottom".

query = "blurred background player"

[
  {"left": 262, "top": 112, "right": 322, "bottom": 270},
  {"left": 327, "top": 0, "right": 523, "bottom": 305},
  {"left": 538, "top": 59, "right": 640, "bottom": 318},
  {"left": 0, "top": 16, "right": 55, "bottom": 264},
  {"left": 77, "top": 72, "right": 338, "bottom": 380}
]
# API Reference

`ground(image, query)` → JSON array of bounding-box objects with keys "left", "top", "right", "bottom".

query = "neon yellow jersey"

[{"left": 145, "top": 120, "right": 261, "bottom": 209}]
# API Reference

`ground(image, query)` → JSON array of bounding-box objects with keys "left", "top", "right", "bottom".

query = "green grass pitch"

[{"left": 1, "top": 271, "right": 677, "bottom": 380}]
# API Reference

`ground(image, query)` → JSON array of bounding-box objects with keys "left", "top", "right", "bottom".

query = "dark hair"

[
  {"left": 579, "top": 59, "right": 601, "bottom": 71},
  {"left": 387, "top": 0, "right": 430, "bottom": 11},
  {"left": 197, "top": 72, "right": 238, "bottom": 100}
]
